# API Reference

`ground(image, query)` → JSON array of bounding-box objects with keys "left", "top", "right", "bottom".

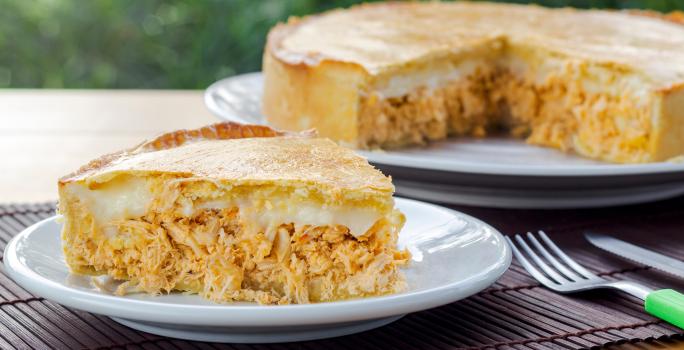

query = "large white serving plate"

[
  {"left": 205, "top": 73, "right": 684, "bottom": 208},
  {"left": 4, "top": 198, "right": 510, "bottom": 343}
]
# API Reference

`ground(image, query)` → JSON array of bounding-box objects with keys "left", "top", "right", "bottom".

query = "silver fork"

[{"left": 506, "top": 231, "right": 684, "bottom": 329}]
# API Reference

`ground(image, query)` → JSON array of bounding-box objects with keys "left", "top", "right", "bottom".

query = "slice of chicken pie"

[{"left": 58, "top": 122, "right": 408, "bottom": 304}]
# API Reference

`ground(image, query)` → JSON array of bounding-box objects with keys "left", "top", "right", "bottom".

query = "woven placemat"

[{"left": 1, "top": 199, "right": 684, "bottom": 349}]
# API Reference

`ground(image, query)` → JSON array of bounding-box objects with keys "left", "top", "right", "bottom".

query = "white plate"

[
  {"left": 4, "top": 198, "right": 511, "bottom": 343},
  {"left": 393, "top": 179, "right": 684, "bottom": 209},
  {"left": 205, "top": 73, "right": 684, "bottom": 208}
]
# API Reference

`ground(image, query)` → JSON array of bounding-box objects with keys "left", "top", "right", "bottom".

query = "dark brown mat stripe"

[{"left": 0, "top": 199, "right": 683, "bottom": 349}]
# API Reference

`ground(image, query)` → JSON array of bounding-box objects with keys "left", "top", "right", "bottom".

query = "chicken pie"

[{"left": 58, "top": 122, "right": 408, "bottom": 304}]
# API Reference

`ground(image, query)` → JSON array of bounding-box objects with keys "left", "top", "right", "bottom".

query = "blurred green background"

[{"left": 1, "top": 0, "right": 682, "bottom": 89}]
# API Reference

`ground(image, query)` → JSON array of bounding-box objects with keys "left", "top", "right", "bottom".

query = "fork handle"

[{"left": 645, "top": 289, "right": 684, "bottom": 329}]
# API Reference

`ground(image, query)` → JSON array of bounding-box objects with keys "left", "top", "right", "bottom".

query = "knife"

[{"left": 585, "top": 232, "right": 684, "bottom": 279}]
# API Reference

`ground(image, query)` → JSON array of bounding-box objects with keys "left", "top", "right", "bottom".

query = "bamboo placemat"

[{"left": 1, "top": 198, "right": 683, "bottom": 349}]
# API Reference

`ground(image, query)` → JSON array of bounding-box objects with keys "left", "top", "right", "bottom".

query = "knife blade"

[{"left": 585, "top": 232, "right": 684, "bottom": 279}]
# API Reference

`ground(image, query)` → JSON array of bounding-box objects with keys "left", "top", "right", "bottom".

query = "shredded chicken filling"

[
  {"left": 60, "top": 178, "right": 409, "bottom": 304},
  {"left": 358, "top": 64, "right": 652, "bottom": 163}
]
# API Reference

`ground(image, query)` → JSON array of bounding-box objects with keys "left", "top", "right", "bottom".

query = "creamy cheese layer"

[
  {"left": 65, "top": 178, "right": 383, "bottom": 238},
  {"left": 67, "top": 176, "right": 154, "bottom": 225},
  {"left": 370, "top": 48, "right": 652, "bottom": 105},
  {"left": 374, "top": 65, "right": 472, "bottom": 98}
]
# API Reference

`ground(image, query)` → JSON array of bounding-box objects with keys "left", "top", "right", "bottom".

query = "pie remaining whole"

[
  {"left": 58, "top": 122, "right": 408, "bottom": 304},
  {"left": 262, "top": 2, "right": 684, "bottom": 163}
]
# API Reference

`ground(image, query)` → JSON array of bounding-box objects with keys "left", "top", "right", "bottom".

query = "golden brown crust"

[
  {"left": 262, "top": 49, "right": 367, "bottom": 145},
  {"left": 59, "top": 122, "right": 314, "bottom": 184},
  {"left": 628, "top": 10, "right": 684, "bottom": 25},
  {"left": 59, "top": 121, "right": 393, "bottom": 195},
  {"left": 266, "top": 2, "right": 684, "bottom": 78},
  {"left": 138, "top": 122, "right": 292, "bottom": 152},
  {"left": 667, "top": 11, "right": 684, "bottom": 24}
]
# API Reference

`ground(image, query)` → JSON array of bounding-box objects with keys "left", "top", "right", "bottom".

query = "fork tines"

[{"left": 506, "top": 231, "right": 600, "bottom": 291}]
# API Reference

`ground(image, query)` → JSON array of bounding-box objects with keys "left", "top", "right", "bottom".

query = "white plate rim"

[
  {"left": 357, "top": 151, "right": 684, "bottom": 177},
  {"left": 205, "top": 72, "right": 684, "bottom": 177},
  {"left": 4, "top": 198, "right": 511, "bottom": 327}
]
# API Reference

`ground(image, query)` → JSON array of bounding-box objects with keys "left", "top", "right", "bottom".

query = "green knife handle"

[{"left": 645, "top": 289, "right": 684, "bottom": 329}]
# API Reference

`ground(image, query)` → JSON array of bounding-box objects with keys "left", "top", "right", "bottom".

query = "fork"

[{"left": 506, "top": 231, "right": 684, "bottom": 329}]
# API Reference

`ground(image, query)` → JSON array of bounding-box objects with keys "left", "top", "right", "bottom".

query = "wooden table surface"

[
  {"left": 1, "top": 90, "right": 215, "bottom": 203},
  {"left": 1, "top": 90, "right": 682, "bottom": 349}
]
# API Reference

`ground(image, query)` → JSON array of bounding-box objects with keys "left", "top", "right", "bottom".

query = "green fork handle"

[{"left": 645, "top": 289, "right": 684, "bottom": 329}]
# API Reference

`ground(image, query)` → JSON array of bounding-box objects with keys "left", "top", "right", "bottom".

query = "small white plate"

[
  {"left": 4, "top": 198, "right": 510, "bottom": 343},
  {"left": 205, "top": 73, "right": 684, "bottom": 208}
]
